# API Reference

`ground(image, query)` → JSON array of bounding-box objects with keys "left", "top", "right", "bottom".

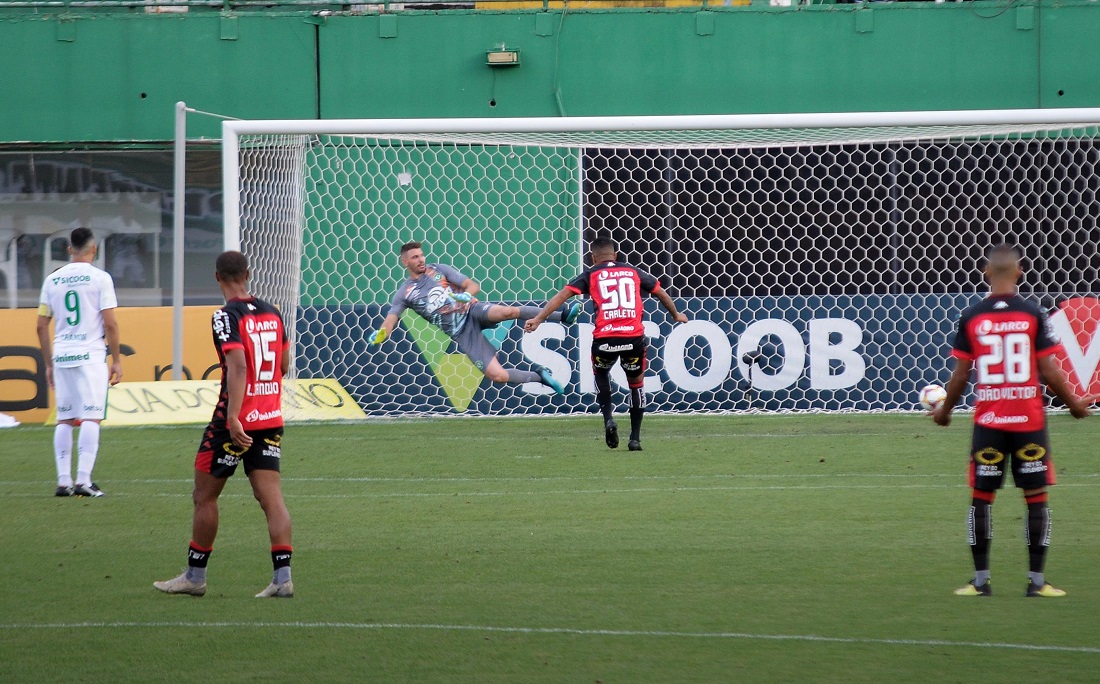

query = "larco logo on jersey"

[
  {"left": 598, "top": 269, "right": 635, "bottom": 281},
  {"left": 245, "top": 318, "right": 280, "bottom": 334},
  {"left": 976, "top": 319, "right": 1030, "bottom": 335}
]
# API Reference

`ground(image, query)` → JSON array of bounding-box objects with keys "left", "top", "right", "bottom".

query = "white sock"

[
  {"left": 76, "top": 421, "right": 101, "bottom": 486},
  {"left": 54, "top": 423, "right": 74, "bottom": 487}
]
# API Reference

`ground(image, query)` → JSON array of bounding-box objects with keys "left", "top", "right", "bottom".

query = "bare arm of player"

[
  {"left": 653, "top": 288, "right": 688, "bottom": 324},
  {"left": 933, "top": 357, "right": 972, "bottom": 427},
  {"left": 102, "top": 307, "right": 123, "bottom": 385},
  {"left": 370, "top": 312, "right": 401, "bottom": 346},
  {"left": 1038, "top": 355, "right": 1092, "bottom": 419},
  {"left": 457, "top": 278, "right": 481, "bottom": 298},
  {"left": 524, "top": 287, "right": 575, "bottom": 333},
  {"left": 224, "top": 347, "right": 254, "bottom": 449},
  {"left": 36, "top": 314, "right": 54, "bottom": 389}
]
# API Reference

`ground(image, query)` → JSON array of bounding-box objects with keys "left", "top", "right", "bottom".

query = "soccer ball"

[{"left": 919, "top": 383, "right": 947, "bottom": 411}]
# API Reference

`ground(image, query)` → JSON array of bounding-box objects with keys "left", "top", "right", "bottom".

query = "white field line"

[
  {"left": 3, "top": 472, "right": 963, "bottom": 486},
  {"left": 0, "top": 620, "right": 1097, "bottom": 654},
  {"left": 10, "top": 471, "right": 1100, "bottom": 487},
  {"left": 8, "top": 482, "right": 1100, "bottom": 500},
  {"left": 276, "top": 432, "right": 911, "bottom": 442}
]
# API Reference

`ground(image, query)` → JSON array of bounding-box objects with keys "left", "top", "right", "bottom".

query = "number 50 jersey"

[
  {"left": 566, "top": 260, "right": 662, "bottom": 339},
  {"left": 951, "top": 293, "right": 1063, "bottom": 432},
  {"left": 211, "top": 297, "right": 288, "bottom": 431}
]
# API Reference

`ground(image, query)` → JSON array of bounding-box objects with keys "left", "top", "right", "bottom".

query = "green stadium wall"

[{"left": 2, "top": 2, "right": 1100, "bottom": 143}]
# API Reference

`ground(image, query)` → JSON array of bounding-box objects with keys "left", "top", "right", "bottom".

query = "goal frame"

[
  {"left": 222, "top": 107, "right": 1100, "bottom": 251},
  {"left": 218, "top": 107, "right": 1100, "bottom": 417}
]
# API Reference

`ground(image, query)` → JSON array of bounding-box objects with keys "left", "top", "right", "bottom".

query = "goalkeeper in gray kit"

[{"left": 370, "top": 241, "right": 580, "bottom": 394}]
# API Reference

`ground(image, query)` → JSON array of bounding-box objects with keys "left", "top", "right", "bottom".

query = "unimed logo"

[{"left": 54, "top": 352, "right": 92, "bottom": 364}]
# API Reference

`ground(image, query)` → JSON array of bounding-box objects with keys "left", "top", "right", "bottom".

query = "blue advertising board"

[{"left": 296, "top": 294, "right": 985, "bottom": 416}]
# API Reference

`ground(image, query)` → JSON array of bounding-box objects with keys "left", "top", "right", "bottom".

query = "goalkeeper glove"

[
  {"left": 448, "top": 291, "right": 473, "bottom": 304},
  {"left": 368, "top": 328, "right": 388, "bottom": 346}
]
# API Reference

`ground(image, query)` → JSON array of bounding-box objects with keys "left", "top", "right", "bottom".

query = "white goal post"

[{"left": 220, "top": 108, "right": 1100, "bottom": 417}]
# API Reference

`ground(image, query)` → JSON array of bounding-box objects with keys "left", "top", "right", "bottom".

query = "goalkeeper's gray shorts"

[{"left": 453, "top": 302, "right": 499, "bottom": 371}]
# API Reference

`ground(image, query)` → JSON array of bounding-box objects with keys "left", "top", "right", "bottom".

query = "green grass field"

[{"left": 3, "top": 414, "right": 1100, "bottom": 682}]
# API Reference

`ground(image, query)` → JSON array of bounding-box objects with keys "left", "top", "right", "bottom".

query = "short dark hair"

[
  {"left": 984, "top": 243, "right": 1022, "bottom": 280},
  {"left": 986, "top": 243, "right": 1021, "bottom": 263},
  {"left": 400, "top": 241, "right": 422, "bottom": 256},
  {"left": 215, "top": 250, "right": 249, "bottom": 282},
  {"left": 590, "top": 236, "right": 617, "bottom": 253},
  {"left": 70, "top": 227, "right": 95, "bottom": 253}
]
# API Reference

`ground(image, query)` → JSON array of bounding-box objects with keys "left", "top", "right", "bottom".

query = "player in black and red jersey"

[
  {"left": 155, "top": 251, "right": 295, "bottom": 598},
  {"left": 526, "top": 237, "right": 688, "bottom": 451},
  {"left": 932, "top": 244, "right": 1091, "bottom": 598}
]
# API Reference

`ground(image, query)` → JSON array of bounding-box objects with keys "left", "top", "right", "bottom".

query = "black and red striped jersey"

[
  {"left": 210, "top": 296, "right": 289, "bottom": 431},
  {"left": 566, "top": 260, "right": 662, "bottom": 338},
  {"left": 951, "top": 294, "right": 1062, "bottom": 432}
]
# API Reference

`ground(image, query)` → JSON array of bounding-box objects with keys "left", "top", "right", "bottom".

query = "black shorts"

[
  {"left": 591, "top": 336, "right": 648, "bottom": 377},
  {"left": 968, "top": 425, "right": 1054, "bottom": 491},
  {"left": 195, "top": 425, "right": 284, "bottom": 478}
]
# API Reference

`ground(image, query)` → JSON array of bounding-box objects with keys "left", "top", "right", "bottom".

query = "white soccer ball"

[{"left": 919, "top": 383, "right": 947, "bottom": 411}]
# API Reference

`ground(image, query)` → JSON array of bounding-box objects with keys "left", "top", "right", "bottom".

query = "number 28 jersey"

[
  {"left": 951, "top": 294, "right": 1062, "bottom": 432},
  {"left": 211, "top": 296, "right": 288, "bottom": 431},
  {"left": 566, "top": 260, "right": 662, "bottom": 339}
]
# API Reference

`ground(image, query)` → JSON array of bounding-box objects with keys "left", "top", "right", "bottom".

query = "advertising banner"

[
  {"left": 298, "top": 294, "right": 1100, "bottom": 416},
  {"left": 71, "top": 379, "right": 365, "bottom": 426},
  {"left": 7, "top": 296, "right": 1100, "bottom": 423},
  {"left": 0, "top": 306, "right": 220, "bottom": 424}
]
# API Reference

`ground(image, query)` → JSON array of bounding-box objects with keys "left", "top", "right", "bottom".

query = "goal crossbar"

[{"left": 222, "top": 107, "right": 1100, "bottom": 250}]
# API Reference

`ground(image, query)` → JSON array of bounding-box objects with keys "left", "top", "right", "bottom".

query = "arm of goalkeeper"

[{"left": 369, "top": 313, "right": 400, "bottom": 346}]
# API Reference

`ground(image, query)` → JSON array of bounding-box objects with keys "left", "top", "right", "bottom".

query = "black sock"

[
  {"left": 628, "top": 384, "right": 645, "bottom": 440},
  {"left": 629, "top": 408, "right": 644, "bottom": 442},
  {"left": 187, "top": 541, "right": 212, "bottom": 582},
  {"left": 272, "top": 545, "right": 293, "bottom": 584},
  {"left": 1026, "top": 502, "right": 1050, "bottom": 575},
  {"left": 188, "top": 541, "right": 212, "bottom": 568},
  {"left": 967, "top": 500, "right": 992, "bottom": 575},
  {"left": 595, "top": 371, "right": 613, "bottom": 423}
]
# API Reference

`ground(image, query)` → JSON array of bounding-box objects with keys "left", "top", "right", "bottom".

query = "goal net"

[{"left": 222, "top": 110, "right": 1100, "bottom": 417}]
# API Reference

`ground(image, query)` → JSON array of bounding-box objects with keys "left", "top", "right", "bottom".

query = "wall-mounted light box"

[{"left": 486, "top": 49, "right": 520, "bottom": 67}]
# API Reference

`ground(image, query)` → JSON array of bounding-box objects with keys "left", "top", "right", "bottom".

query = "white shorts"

[{"left": 54, "top": 363, "right": 109, "bottom": 421}]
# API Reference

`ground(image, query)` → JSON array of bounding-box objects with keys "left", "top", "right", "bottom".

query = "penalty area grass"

[{"left": 2, "top": 414, "right": 1100, "bottom": 682}]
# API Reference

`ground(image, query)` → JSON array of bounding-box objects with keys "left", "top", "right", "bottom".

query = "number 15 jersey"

[
  {"left": 566, "top": 260, "right": 662, "bottom": 339},
  {"left": 951, "top": 294, "right": 1063, "bottom": 432},
  {"left": 211, "top": 296, "right": 288, "bottom": 431}
]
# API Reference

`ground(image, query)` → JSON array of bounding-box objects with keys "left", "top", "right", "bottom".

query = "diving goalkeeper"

[{"left": 370, "top": 241, "right": 580, "bottom": 394}]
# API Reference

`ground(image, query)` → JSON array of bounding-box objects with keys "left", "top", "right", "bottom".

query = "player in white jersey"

[{"left": 36, "top": 227, "right": 123, "bottom": 498}]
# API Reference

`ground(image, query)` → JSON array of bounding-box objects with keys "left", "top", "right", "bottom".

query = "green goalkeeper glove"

[
  {"left": 368, "top": 328, "right": 388, "bottom": 346},
  {"left": 448, "top": 291, "right": 473, "bottom": 304}
]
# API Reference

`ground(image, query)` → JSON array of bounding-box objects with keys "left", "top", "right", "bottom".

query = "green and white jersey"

[{"left": 38, "top": 262, "right": 118, "bottom": 367}]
